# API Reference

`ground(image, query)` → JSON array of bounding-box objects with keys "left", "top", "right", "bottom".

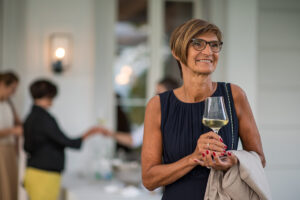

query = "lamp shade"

[{"left": 49, "top": 33, "right": 72, "bottom": 74}]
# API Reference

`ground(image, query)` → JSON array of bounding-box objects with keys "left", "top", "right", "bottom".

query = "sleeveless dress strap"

[{"left": 224, "top": 82, "right": 234, "bottom": 149}]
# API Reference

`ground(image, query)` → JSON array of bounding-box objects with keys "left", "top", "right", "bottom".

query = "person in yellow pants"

[
  {"left": 23, "top": 79, "right": 102, "bottom": 200},
  {"left": 24, "top": 168, "right": 61, "bottom": 200}
]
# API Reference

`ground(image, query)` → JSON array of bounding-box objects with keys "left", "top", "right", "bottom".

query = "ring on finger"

[{"left": 207, "top": 143, "right": 210, "bottom": 149}]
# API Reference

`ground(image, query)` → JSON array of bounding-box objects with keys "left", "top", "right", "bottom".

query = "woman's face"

[
  {"left": 0, "top": 82, "right": 18, "bottom": 100},
  {"left": 185, "top": 32, "right": 220, "bottom": 75}
]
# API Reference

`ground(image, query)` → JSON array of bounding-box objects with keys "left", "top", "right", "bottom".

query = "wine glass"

[{"left": 202, "top": 96, "right": 228, "bottom": 134}]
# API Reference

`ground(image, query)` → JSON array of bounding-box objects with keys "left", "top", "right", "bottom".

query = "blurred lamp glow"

[
  {"left": 55, "top": 48, "right": 65, "bottom": 59},
  {"left": 49, "top": 33, "right": 72, "bottom": 74},
  {"left": 115, "top": 74, "right": 130, "bottom": 85},
  {"left": 121, "top": 65, "right": 133, "bottom": 75},
  {"left": 115, "top": 65, "right": 134, "bottom": 85}
]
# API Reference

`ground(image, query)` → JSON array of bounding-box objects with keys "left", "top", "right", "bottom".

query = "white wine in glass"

[{"left": 202, "top": 96, "right": 228, "bottom": 134}]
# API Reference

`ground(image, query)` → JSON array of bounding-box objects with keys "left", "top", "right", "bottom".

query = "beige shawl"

[{"left": 204, "top": 150, "right": 272, "bottom": 200}]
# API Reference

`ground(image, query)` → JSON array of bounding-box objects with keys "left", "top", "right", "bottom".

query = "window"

[
  {"left": 114, "top": 0, "right": 148, "bottom": 130},
  {"left": 114, "top": 0, "right": 202, "bottom": 132}
]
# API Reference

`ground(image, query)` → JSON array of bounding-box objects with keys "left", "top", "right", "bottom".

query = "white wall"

[
  {"left": 15, "top": 0, "right": 118, "bottom": 178},
  {"left": 257, "top": 0, "right": 300, "bottom": 199},
  {"left": 224, "top": 0, "right": 258, "bottom": 115},
  {"left": 209, "top": 0, "right": 300, "bottom": 199},
  {"left": 23, "top": 0, "right": 97, "bottom": 173},
  {"left": 2, "top": 1, "right": 116, "bottom": 199}
]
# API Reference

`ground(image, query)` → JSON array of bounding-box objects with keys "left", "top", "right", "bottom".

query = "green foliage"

[{"left": 127, "top": 70, "right": 147, "bottom": 125}]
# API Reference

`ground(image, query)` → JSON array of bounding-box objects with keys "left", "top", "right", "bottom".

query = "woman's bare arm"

[
  {"left": 141, "top": 95, "right": 199, "bottom": 191},
  {"left": 98, "top": 127, "right": 134, "bottom": 147},
  {"left": 231, "top": 84, "right": 266, "bottom": 167}
]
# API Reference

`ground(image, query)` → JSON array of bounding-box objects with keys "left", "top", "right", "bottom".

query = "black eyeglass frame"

[{"left": 190, "top": 38, "right": 223, "bottom": 53}]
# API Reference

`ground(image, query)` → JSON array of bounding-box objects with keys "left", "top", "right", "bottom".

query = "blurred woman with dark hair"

[
  {"left": 23, "top": 79, "right": 102, "bottom": 200},
  {"left": 0, "top": 71, "right": 22, "bottom": 200}
]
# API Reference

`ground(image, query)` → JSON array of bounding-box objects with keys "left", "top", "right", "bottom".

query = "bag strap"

[{"left": 224, "top": 83, "right": 234, "bottom": 149}]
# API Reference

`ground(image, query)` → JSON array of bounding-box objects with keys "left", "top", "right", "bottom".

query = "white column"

[
  {"left": 94, "top": 0, "right": 116, "bottom": 158},
  {"left": 94, "top": 0, "right": 116, "bottom": 129},
  {"left": 1, "top": 0, "right": 25, "bottom": 72},
  {"left": 1, "top": 0, "right": 26, "bottom": 113},
  {"left": 193, "top": 0, "right": 204, "bottom": 19},
  {"left": 147, "top": 0, "right": 163, "bottom": 100},
  {"left": 208, "top": 0, "right": 227, "bottom": 82},
  {"left": 225, "top": 0, "right": 258, "bottom": 116}
]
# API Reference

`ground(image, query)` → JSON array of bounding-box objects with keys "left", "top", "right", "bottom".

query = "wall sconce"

[{"left": 49, "top": 33, "right": 72, "bottom": 74}]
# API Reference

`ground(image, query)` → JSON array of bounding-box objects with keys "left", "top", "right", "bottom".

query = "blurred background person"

[
  {"left": 99, "top": 77, "right": 180, "bottom": 149},
  {"left": 0, "top": 71, "right": 22, "bottom": 200},
  {"left": 115, "top": 93, "right": 132, "bottom": 154},
  {"left": 23, "top": 79, "right": 102, "bottom": 200}
]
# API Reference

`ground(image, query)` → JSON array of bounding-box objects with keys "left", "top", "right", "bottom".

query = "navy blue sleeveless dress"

[{"left": 159, "top": 82, "right": 239, "bottom": 200}]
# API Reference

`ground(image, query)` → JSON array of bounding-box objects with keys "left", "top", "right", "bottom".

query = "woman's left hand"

[{"left": 194, "top": 151, "right": 238, "bottom": 171}]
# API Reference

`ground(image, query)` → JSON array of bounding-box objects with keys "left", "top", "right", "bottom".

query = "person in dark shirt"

[{"left": 23, "top": 79, "right": 102, "bottom": 200}]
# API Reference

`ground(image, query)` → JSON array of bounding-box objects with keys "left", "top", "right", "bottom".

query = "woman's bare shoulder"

[
  {"left": 144, "top": 95, "right": 162, "bottom": 141},
  {"left": 229, "top": 83, "right": 253, "bottom": 118},
  {"left": 229, "top": 83, "right": 247, "bottom": 102},
  {"left": 145, "top": 95, "right": 161, "bottom": 119},
  {"left": 147, "top": 95, "right": 160, "bottom": 108}
]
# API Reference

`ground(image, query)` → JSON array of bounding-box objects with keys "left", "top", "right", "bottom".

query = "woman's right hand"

[
  {"left": 191, "top": 131, "right": 226, "bottom": 165},
  {"left": 82, "top": 126, "right": 104, "bottom": 140}
]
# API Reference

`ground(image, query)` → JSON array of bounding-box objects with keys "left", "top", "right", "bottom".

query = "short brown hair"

[
  {"left": 0, "top": 71, "right": 19, "bottom": 86},
  {"left": 169, "top": 19, "right": 222, "bottom": 77}
]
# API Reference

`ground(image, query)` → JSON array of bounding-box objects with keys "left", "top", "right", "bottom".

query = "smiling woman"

[
  {"left": 141, "top": 19, "right": 266, "bottom": 200},
  {"left": 185, "top": 32, "right": 220, "bottom": 76},
  {"left": 169, "top": 19, "right": 222, "bottom": 78}
]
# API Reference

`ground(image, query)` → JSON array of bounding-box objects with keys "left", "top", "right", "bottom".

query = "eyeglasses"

[{"left": 190, "top": 38, "right": 223, "bottom": 53}]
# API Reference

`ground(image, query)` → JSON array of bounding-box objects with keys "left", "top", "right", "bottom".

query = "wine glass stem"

[{"left": 212, "top": 129, "right": 219, "bottom": 134}]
